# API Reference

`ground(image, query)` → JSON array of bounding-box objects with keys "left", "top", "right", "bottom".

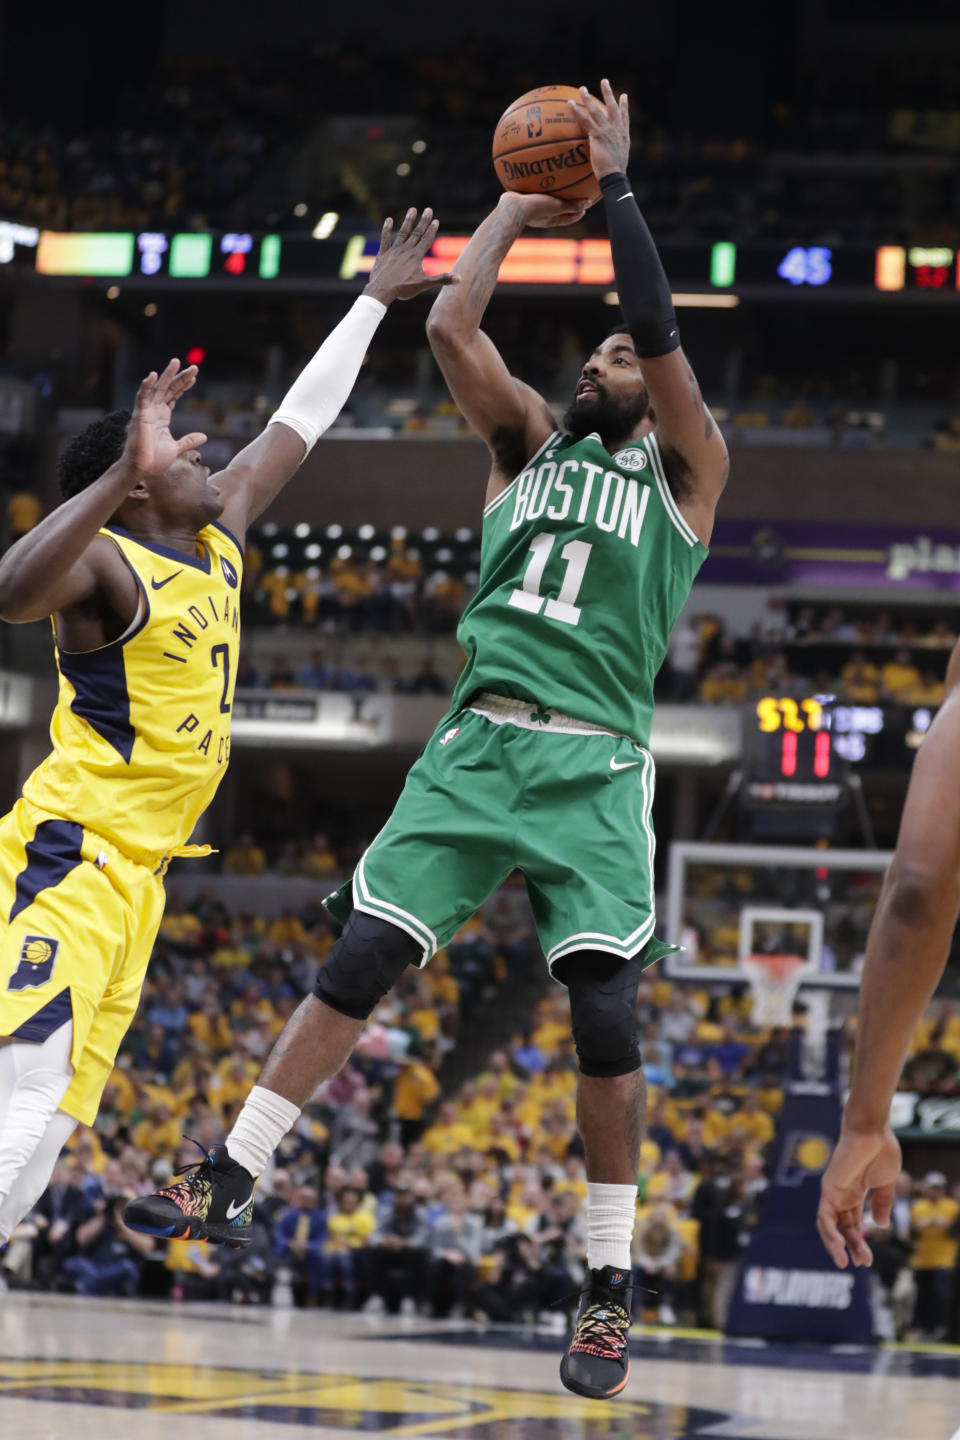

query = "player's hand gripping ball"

[{"left": 492, "top": 85, "right": 601, "bottom": 205}]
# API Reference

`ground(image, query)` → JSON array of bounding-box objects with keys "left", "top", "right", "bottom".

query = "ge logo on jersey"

[
  {"left": 438, "top": 727, "right": 461, "bottom": 747},
  {"left": 7, "top": 935, "right": 60, "bottom": 991},
  {"left": 613, "top": 448, "right": 647, "bottom": 472}
]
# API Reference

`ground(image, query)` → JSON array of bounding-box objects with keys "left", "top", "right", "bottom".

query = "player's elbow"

[
  {"left": 884, "top": 863, "right": 958, "bottom": 931},
  {"left": 0, "top": 579, "right": 35, "bottom": 623},
  {"left": 425, "top": 309, "right": 466, "bottom": 355}
]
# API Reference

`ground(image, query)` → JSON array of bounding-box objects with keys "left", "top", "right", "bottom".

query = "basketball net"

[{"left": 742, "top": 953, "right": 814, "bottom": 1028}]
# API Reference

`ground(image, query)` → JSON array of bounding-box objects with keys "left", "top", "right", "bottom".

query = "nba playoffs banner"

[
  {"left": 703, "top": 520, "right": 960, "bottom": 591},
  {"left": 725, "top": 1031, "right": 874, "bottom": 1343}
]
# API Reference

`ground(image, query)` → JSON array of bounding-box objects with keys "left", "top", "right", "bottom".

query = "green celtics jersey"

[{"left": 450, "top": 427, "right": 708, "bottom": 746}]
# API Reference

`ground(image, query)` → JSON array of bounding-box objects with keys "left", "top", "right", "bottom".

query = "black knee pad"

[
  {"left": 314, "top": 910, "right": 421, "bottom": 1020},
  {"left": 561, "top": 950, "right": 645, "bottom": 1078}
]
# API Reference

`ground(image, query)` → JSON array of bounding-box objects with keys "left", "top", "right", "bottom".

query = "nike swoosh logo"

[
  {"left": 151, "top": 570, "right": 184, "bottom": 589},
  {"left": 610, "top": 757, "right": 639, "bottom": 771},
  {"left": 225, "top": 1195, "right": 253, "bottom": 1220}
]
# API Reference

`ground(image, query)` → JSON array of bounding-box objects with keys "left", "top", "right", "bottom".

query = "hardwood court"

[{"left": 0, "top": 1294, "right": 957, "bottom": 1439}]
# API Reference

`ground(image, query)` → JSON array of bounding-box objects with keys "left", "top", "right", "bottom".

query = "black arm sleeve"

[{"left": 600, "top": 170, "right": 680, "bottom": 359}]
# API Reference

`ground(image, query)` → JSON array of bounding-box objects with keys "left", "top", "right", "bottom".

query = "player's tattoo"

[
  {"left": 465, "top": 208, "right": 522, "bottom": 311},
  {"left": 623, "top": 1067, "right": 647, "bottom": 1172},
  {"left": 685, "top": 362, "right": 715, "bottom": 441}
]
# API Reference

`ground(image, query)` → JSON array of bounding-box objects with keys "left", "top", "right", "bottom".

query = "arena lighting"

[
  {"left": 169, "top": 233, "right": 212, "bottom": 279},
  {"left": 358, "top": 524, "right": 376, "bottom": 540},
  {"left": 312, "top": 212, "right": 339, "bottom": 240},
  {"left": 422, "top": 527, "right": 440, "bottom": 541},
  {"left": 106, "top": 286, "right": 120, "bottom": 300},
  {"left": 258, "top": 235, "right": 281, "bottom": 279},
  {"left": 337, "top": 545, "right": 353, "bottom": 559},
  {"left": 326, "top": 524, "right": 343, "bottom": 538},
  {"left": 293, "top": 204, "right": 308, "bottom": 218},
  {"left": 606, "top": 290, "right": 739, "bottom": 308},
  {"left": 671, "top": 294, "right": 740, "bottom": 308},
  {"left": 875, "top": 245, "right": 906, "bottom": 291},
  {"left": 271, "top": 544, "right": 289, "bottom": 558},
  {"left": 294, "top": 523, "right": 311, "bottom": 538},
  {"left": 370, "top": 546, "right": 387, "bottom": 561},
  {"left": 396, "top": 163, "right": 411, "bottom": 177},
  {"left": 143, "top": 303, "right": 158, "bottom": 317},
  {"left": 412, "top": 140, "right": 427, "bottom": 154},
  {"left": 455, "top": 528, "right": 473, "bottom": 541},
  {"left": 710, "top": 241, "right": 737, "bottom": 286},
  {"left": 0, "top": 219, "right": 38, "bottom": 263},
  {"left": 304, "top": 544, "right": 321, "bottom": 559},
  {"left": 390, "top": 526, "right": 407, "bottom": 540},
  {"left": 36, "top": 231, "right": 134, "bottom": 275}
]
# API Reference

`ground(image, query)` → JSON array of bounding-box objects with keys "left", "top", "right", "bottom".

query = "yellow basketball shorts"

[{"left": 0, "top": 798, "right": 165, "bottom": 1126}]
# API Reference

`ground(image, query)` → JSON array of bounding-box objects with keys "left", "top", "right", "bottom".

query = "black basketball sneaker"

[
  {"left": 124, "top": 1142, "right": 255, "bottom": 1248},
  {"left": 559, "top": 1265, "right": 633, "bottom": 1399}
]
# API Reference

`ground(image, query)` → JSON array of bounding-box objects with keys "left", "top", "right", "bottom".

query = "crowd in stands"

[
  {"left": 4, "top": 34, "right": 960, "bottom": 241},
  {"left": 2, "top": 882, "right": 959, "bottom": 1341},
  {"left": 672, "top": 603, "right": 954, "bottom": 709}
]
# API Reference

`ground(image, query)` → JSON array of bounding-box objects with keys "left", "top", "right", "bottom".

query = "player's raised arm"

[
  {"left": 570, "top": 80, "right": 729, "bottom": 545},
  {"left": 817, "top": 637, "right": 960, "bottom": 1269},
  {"left": 426, "top": 192, "right": 585, "bottom": 499},
  {"left": 0, "top": 360, "right": 205, "bottom": 623},
  {"left": 214, "top": 208, "right": 458, "bottom": 540}
]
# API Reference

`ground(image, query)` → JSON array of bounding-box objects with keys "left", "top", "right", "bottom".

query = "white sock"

[
  {"left": 225, "top": 1085, "right": 301, "bottom": 1178},
  {"left": 586, "top": 1181, "right": 638, "bottom": 1272}
]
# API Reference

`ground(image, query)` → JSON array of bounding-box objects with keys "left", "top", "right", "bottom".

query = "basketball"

[{"left": 492, "top": 85, "right": 601, "bottom": 204}]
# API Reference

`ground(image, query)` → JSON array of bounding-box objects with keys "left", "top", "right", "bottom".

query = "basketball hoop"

[{"left": 742, "top": 953, "right": 813, "bottom": 1027}]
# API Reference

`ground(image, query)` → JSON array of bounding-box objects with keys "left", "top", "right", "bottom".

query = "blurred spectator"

[
  {"left": 911, "top": 1171, "right": 959, "bottom": 1341},
  {"left": 61, "top": 1193, "right": 153, "bottom": 1297},
  {"left": 222, "top": 833, "right": 267, "bottom": 876}
]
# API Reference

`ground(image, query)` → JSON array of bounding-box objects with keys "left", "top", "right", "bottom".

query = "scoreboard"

[{"left": 4, "top": 218, "right": 960, "bottom": 297}]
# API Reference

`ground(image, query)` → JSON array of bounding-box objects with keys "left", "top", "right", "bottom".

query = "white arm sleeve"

[{"left": 267, "top": 294, "right": 387, "bottom": 455}]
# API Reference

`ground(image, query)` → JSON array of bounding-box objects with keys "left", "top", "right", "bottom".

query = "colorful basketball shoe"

[
  {"left": 124, "top": 1142, "right": 255, "bottom": 1248},
  {"left": 559, "top": 1265, "right": 633, "bottom": 1399}
]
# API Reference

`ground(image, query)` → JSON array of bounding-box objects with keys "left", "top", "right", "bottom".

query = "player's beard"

[{"left": 562, "top": 382, "right": 650, "bottom": 445}]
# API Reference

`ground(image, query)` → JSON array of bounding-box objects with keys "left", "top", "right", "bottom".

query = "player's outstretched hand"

[
  {"left": 568, "top": 78, "right": 631, "bottom": 181},
  {"left": 364, "top": 208, "right": 460, "bottom": 304},
  {"left": 816, "top": 1123, "right": 902, "bottom": 1269},
  {"left": 498, "top": 192, "right": 591, "bottom": 229},
  {"left": 124, "top": 358, "right": 207, "bottom": 479}
]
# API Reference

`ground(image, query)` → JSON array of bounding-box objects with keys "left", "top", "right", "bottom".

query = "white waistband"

[{"left": 468, "top": 691, "right": 630, "bottom": 740}]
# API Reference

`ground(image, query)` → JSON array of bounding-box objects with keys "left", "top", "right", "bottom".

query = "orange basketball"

[{"left": 492, "top": 85, "right": 600, "bottom": 205}]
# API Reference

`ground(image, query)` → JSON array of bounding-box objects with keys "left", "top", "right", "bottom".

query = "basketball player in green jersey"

[{"left": 128, "top": 82, "right": 728, "bottom": 1400}]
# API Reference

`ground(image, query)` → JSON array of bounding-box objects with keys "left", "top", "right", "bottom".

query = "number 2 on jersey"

[
  {"left": 211, "top": 643, "right": 231, "bottom": 713},
  {"left": 508, "top": 532, "right": 591, "bottom": 627}
]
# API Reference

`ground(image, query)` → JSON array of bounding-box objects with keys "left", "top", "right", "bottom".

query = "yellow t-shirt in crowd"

[
  {"left": 325, "top": 1209, "right": 376, "bottom": 1252},
  {"left": 912, "top": 1197, "right": 960, "bottom": 1269},
  {"left": 393, "top": 1062, "right": 440, "bottom": 1121}
]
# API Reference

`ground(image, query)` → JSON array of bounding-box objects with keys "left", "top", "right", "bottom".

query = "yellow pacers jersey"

[{"left": 23, "top": 522, "right": 242, "bottom": 868}]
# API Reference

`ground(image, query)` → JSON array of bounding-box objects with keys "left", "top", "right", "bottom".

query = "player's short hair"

[
  {"left": 58, "top": 410, "right": 130, "bottom": 500},
  {"left": 605, "top": 319, "right": 634, "bottom": 342}
]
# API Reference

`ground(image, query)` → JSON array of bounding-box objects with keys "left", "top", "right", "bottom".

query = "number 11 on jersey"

[{"left": 508, "top": 532, "right": 592, "bottom": 628}]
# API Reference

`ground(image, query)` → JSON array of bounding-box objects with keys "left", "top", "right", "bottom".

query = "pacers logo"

[
  {"left": 776, "top": 1130, "right": 832, "bottom": 1187},
  {"left": 7, "top": 934, "right": 60, "bottom": 991},
  {"left": 613, "top": 448, "right": 648, "bottom": 472}
]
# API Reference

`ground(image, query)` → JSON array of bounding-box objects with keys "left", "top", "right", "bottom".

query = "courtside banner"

[
  {"left": 702, "top": 520, "right": 960, "bottom": 590},
  {"left": 725, "top": 1031, "right": 874, "bottom": 1343}
]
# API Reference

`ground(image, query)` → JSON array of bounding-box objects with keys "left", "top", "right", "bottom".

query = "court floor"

[{"left": 1, "top": 1294, "right": 958, "bottom": 1439}]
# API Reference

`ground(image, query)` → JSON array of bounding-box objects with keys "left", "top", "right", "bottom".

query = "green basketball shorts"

[{"left": 325, "top": 693, "right": 677, "bottom": 980}]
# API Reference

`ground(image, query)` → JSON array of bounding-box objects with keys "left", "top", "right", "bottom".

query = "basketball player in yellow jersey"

[{"left": 0, "top": 207, "right": 454, "bottom": 1244}]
